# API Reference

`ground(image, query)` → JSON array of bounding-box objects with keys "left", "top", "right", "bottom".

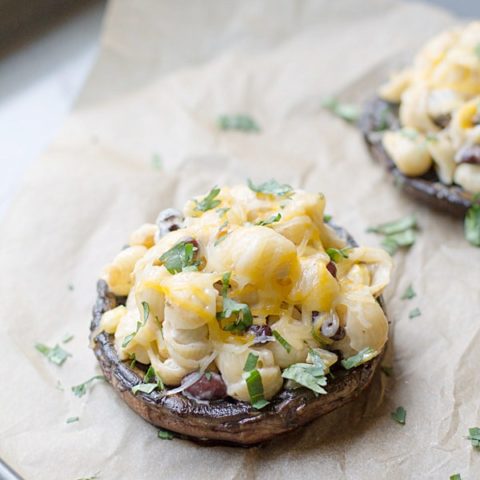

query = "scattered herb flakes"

[
  {"left": 475, "top": 43, "right": 480, "bottom": 59},
  {"left": 35, "top": 343, "right": 71, "bottom": 366},
  {"left": 159, "top": 241, "right": 199, "bottom": 274},
  {"left": 129, "top": 353, "right": 137, "bottom": 369},
  {"left": 367, "top": 215, "right": 417, "bottom": 235},
  {"left": 282, "top": 360, "right": 327, "bottom": 395},
  {"left": 76, "top": 472, "right": 100, "bottom": 480},
  {"left": 256, "top": 213, "right": 281, "bottom": 226},
  {"left": 391, "top": 406, "right": 407, "bottom": 425},
  {"left": 467, "top": 427, "right": 480, "bottom": 449},
  {"left": 144, "top": 365, "right": 156, "bottom": 383},
  {"left": 450, "top": 474, "right": 462, "bottom": 480},
  {"left": 245, "top": 369, "right": 269, "bottom": 409},
  {"left": 247, "top": 178, "right": 293, "bottom": 198},
  {"left": 326, "top": 247, "right": 350, "bottom": 262},
  {"left": 158, "top": 429, "right": 174, "bottom": 440},
  {"left": 409, "top": 307, "right": 421, "bottom": 319},
  {"left": 204, "top": 371, "right": 212, "bottom": 380},
  {"left": 322, "top": 96, "right": 360, "bottom": 124},
  {"left": 368, "top": 214, "right": 418, "bottom": 255},
  {"left": 194, "top": 186, "right": 221, "bottom": 212},
  {"left": 381, "top": 366, "right": 394, "bottom": 377},
  {"left": 465, "top": 195, "right": 480, "bottom": 247},
  {"left": 272, "top": 330, "right": 292, "bottom": 353},
  {"left": 56, "top": 380, "right": 64, "bottom": 391},
  {"left": 67, "top": 283, "right": 74, "bottom": 291},
  {"left": 341, "top": 347, "right": 376, "bottom": 370},
  {"left": 399, "top": 128, "right": 418, "bottom": 140},
  {"left": 151, "top": 153, "right": 163, "bottom": 169},
  {"left": 401, "top": 284, "right": 416, "bottom": 300},
  {"left": 71, "top": 375, "right": 106, "bottom": 398},
  {"left": 62, "top": 333, "right": 74, "bottom": 344},
  {"left": 323, "top": 214, "right": 332, "bottom": 223},
  {"left": 217, "top": 114, "right": 260, "bottom": 132},
  {"left": 216, "top": 207, "right": 230, "bottom": 217},
  {"left": 131, "top": 383, "right": 158, "bottom": 395},
  {"left": 244, "top": 352, "right": 259, "bottom": 372},
  {"left": 66, "top": 416, "right": 79, "bottom": 424}
]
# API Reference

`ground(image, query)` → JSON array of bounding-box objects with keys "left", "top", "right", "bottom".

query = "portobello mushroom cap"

[
  {"left": 360, "top": 96, "right": 473, "bottom": 217},
  {"left": 90, "top": 224, "right": 386, "bottom": 446}
]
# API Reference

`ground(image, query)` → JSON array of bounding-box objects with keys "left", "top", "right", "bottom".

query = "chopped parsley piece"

[
  {"left": 450, "top": 474, "right": 462, "bottom": 480},
  {"left": 66, "top": 416, "right": 79, "bottom": 424},
  {"left": 204, "top": 372, "right": 213, "bottom": 380},
  {"left": 35, "top": 343, "right": 71, "bottom": 366},
  {"left": 158, "top": 429, "right": 174, "bottom": 440},
  {"left": 247, "top": 178, "right": 293, "bottom": 197},
  {"left": 151, "top": 153, "right": 163, "bottom": 169},
  {"left": 76, "top": 473, "right": 100, "bottom": 480},
  {"left": 282, "top": 350, "right": 327, "bottom": 395},
  {"left": 465, "top": 195, "right": 480, "bottom": 247},
  {"left": 194, "top": 186, "right": 221, "bottom": 212},
  {"left": 217, "top": 272, "right": 253, "bottom": 332},
  {"left": 409, "top": 307, "right": 421, "bottom": 319},
  {"left": 217, "top": 114, "right": 260, "bottom": 132},
  {"left": 131, "top": 383, "right": 158, "bottom": 395},
  {"left": 475, "top": 43, "right": 480, "bottom": 59},
  {"left": 322, "top": 96, "right": 360, "bottom": 124},
  {"left": 323, "top": 214, "right": 332, "bottom": 223},
  {"left": 368, "top": 214, "right": 418, "bottom": 255},
  {"left": 256, "top": 213, "right": 281, "bottom": 226},
  {"left": 132, "top": 366, "right": 164, "bottom": 394},
  {"left": 62, "top": 333, "right": 74, "bottom": 343},
  {"left": 391, "top": 406, "right": 406, "bottom": 425},
  {"left": 216, "top": 207, "right": 230, "bottom": 217},
  {"left": 341, "top": 347, "right": 376, "bottom": 370},
  {"left": 122, "top": 301, "right": 150, "bottom": 347},
  {"left": 368, "top": 215, "right": 417, "bottom": 235},
  {"left": 272, "top": 330, "right": 292, "bottom": 353},
  {"left": 401, "top": 284, "right": 416, "bottom": 300},
  {"left": 244, "top": 352, "right": 259, "bottom": 372},
  {"left": 381, "top": 229, "right": 416, "bottom": 255},
  {"left": 143, "top": 365, "right": 156, "bottom": 383},
  {"left": 311, "top": 328, "right": 333, "bottom": 346},
  {"left": 129, "top": 353, "right": 137, "bottom": 369},
  {"left": 159, "top": 241, "right": 199, "bottom": 274},
  {"left": 245, "top": 369, "right": 269, "bottom": 409},
  {"left": 467, "top": 427, "right": 480, "bottom": 448},
  {"left": 71, "top": 375, "right": 106, "bottom": 397},
  {"left": 326, "top": 247, "right": 350, "bottom": 262},
  {"left": 381, "top": 365, "right": 393, "bottom": 377}
]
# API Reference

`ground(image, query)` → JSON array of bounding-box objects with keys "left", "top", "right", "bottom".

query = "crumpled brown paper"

[{"left": 1, "top": 0, "right": 479, "bottom": 478}]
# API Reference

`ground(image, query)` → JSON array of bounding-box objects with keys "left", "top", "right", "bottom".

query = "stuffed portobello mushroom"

[
  {"left": 90, "top": 181, "right": 392, "bottom": 445},
  {"left": 361, "top": 22, "right": 480, "bottom": 217}
]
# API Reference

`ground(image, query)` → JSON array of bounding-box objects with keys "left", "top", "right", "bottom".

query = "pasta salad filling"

[
  {"left": 379, "top": 22, "right": 480, "bottom": 194},
  {"left": 100, "top": 182, "right": 392, "bottom": 408}
]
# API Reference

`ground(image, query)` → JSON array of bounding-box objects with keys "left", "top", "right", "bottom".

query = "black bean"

[
  {"left": 326, "top": 261, "right": 337, "bottom": 278},
  {"left": 183, "top": 372, "right": 227, "bottom": 400},
  {"left": 457, "top": 145, "right": 480, "bottom": 165},
  {"left": 156, "top": 208, "right": 184, "bottom": 239}
]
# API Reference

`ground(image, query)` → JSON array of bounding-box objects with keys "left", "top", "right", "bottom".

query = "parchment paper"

[{"left": 1, "top": 1, "right": 480, "bottom": 479}]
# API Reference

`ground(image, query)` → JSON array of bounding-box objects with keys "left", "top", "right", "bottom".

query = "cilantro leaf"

[
  {"left": 247, "top": 178, "right": 293, "bottom": 197},
  {"left": 409, "top": 307, "right": 421, "bottom": 319},
  {"left": 322, "top": 96, "right": 360, "bottom": 124},
  {"left": 122, "top": 301, "right": 150, "bottom": 348},
  {"left": 158, "top": 429, "right": 174, "bottom": 440},
  {"left": 475, "top": 43, "right": 480, "bottom": 59},
  {"left": 326, "top": 247, "right": 350, "bottom": 262},
  {"left": 450, "top": 474, "right": 462, "bottom": 480},
  {"left": 194, "top": 186, "right": 221, "bottom": 212},
  {"left": 323, "top": 214, "right": 332, "bottom": 223},
  {"left": 401, "top": 284, "right": 416, "bottom": 300},
  {"left": 341, "top": 347, "right": 376, "bottom": 370},
  {"left": 282, "top": 351, "right": 327, "bottom": 395},
  {"left": 35, "top": 343, "right": 71, "bottom": 366},
  {"left": 244, "top": 352, "right": 259, "bottom": 372},
  {"left": 217, "top": 114, "right": 260, "bottom": 132},
  {"left": 272, "top": 330, "right": 292, "bottom": 353},
  {"left": 66, "top": 416, "right": 79, "bottom": 424},
  {"left": 245, "top": 369, "right": 269, "bottom": 409},
  {"left": 256, "top": 213, "right": 282, "bottom": 226},
  {"left": 368, "top": 215, "right": 417, "bottom": 235},
  {"left": 131, "top": 383, "right": 158, "bottom": 395},
  {"left": 391, "top": 406, "right": 406, "bottom": 425},
  {"left": 159, "top": 241, "right": 199, "bottom": 274},
  {"left": 71, "top": 375, "right": 106, "bottom": 397},
  {"left": 465, "top": 195, "right": 480, "bottom": 247},
  {"left": 467, "top": 427, "right": 480, "bottom": 448}
]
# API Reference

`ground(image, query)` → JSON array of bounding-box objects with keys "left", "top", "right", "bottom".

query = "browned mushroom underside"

[
  {"left": 360, "top": 96, "right": 473, "bottom": 217},
  {"left": 90, "top": 225, "right": 385, "bottom": 446}
]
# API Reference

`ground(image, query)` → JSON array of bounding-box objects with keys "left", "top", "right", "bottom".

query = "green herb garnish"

[
  {"left": 122, "top": 301, "right": 150, "bottom": 347},
  {"left": 322, "top": 96, "right": 360, "bottom": 124},
  {"left": 152, "top": 153, "right": 163, "bottom": 169},
  {"left": 323, "top": 214, "right": 332, "bottom": 223},
  {"left": 282, "top": 350, "right": 327, "bottom": 395},
  {"left": 129, "top": 353, "right": 137, "bottom": 369},
  {"left": 159, "top": 241, "right": 199, "bottom": 274},
  {"left": 381, "top": 229, "right": 416, "bottom": 255},
  {"left": 217, "top": 114, "right": 260, "bottom": 132},
  {"left": 391, "top": 406, "right": 406, "bottom": 425},
  {"left": 194, "top": 186, "right": 221, "bottom": 212},
  {"left": 467, "top": 427, "right": 480, "bottom": 448},
  {"left": 62, "top": 333, "right": 74, "bottom": 343},
  {"left": 450, "top": 474, "right": 462, "bottom": 480},
  {"left": 245, "top": 369, "right": 269, "bottom": 409},
  {"left": 76, "top": 473, "right": 100, "bottom": 480},
  {"left": 409, "top": 307, "right": 421, "bottom": 319},
  {"left": 272, "top": 330, "right": 292, "bottom": 353},
  {"left": 131, "top": 383, "right": 158, "bottom": 395},
  {"left": 158, "top": 429, "right": 174, "bottom": 440},
  {"left": 341, "top": 347, "right": 376, "bottom": 370},
  {"left": 256, "top": 213, "right": 281, "bottom": 226},
  {"left": 244, "top": 352, "right": 259, "bottom": 372},
  {"left": 368, "top": 215, "right": 417, "bottom": 235},
  {"left": 401, "top": 284, "right": 416, "bottom": 300},
  {"left": 217, "top": 272, "right": 253, "bottom": 332},
  {"left": 475, "top": 43, "right": 480, "bottom": 59},
  {"left": 204, "top": 372, "right": 213, "bottom": 380},
  {"left": 368, "top": 214, "right": 418, "bottom": 255},
  {"left": 144, "top": 365, "right": 156, "bottom": 383},
  {"left": 66, "top": 416, "right": 79, "bottom": 424},
  {"left": 71, "top": 375, "right": 106, "bottom": 397},
  {"left": 465, "top": 195, "right": 480, "bottom": 247},
  {"left": 132, "top": 366, "right": 164, "bottom": 394},
  {"left": 326, "top": 247, "right": 350, "bottom": 262},
  {"left": 35, "top": 343, "right": 71, "bottom": 366},
  {"left": 247, "top": 178, "right": 293, "bottom": 197},
  {"left": 216, "top": 207, "right": 230, "bottom": 217}
]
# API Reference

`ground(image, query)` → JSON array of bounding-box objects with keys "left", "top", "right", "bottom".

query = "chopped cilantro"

[
  {"left": 409, "top": 307, "right": 421, "bottom": 319},
  {"left": 194, "top": 186, "right": 221, "bottom": 212},
  {"left": 401, "top": 284, "right": 416, "bottom": 300},
  {"left": 66, "top": 416, "right": 79, "bottom": 424},
  {"left": 247, "top": 178, "right": 293, "bottom": 197},
  {"left": 450, "top": 474, "right": 462, "bottom": 480},
  {"left": 368, "top": 215, "right": 417, "bottom": 235},
  {"left": 391, "top": 406, "right": 406, "bottom": 425},
  {"left": 475, "top": 43, "right": 480, "bottom": 59},
  {"left": 272, "top": 330, "right": 292, "bottom": 353},
  {"left": 75, "top": 473, "right": 100, "bottom": 480},
  {"left": 158, "top": 429, "right": 174, "bottom": 440},
  {"left": 256, "top": 213, "right": 281, "bottom": 226},
  {"left": 341, "top": 347, "right": 376, "bottom": 370},
  {"left": 322, "top": 96, "right": 359, "bottom": 123},
  {"left": 122, "top": 301, "right": 150, "bottom": 347},
  {"left": 244, "top": 352, "right": 259, "bottom": 372},
  {"left": 62, "top": 333, "right": 74, "bottom": 343},
  {"left": 216, "top": 207, "right": 230, "bottom": 217},
  {"left": 129, "top": 353, "right": 137, "bottom": 369},
  {"left": 217, "top": 114, "right": 260, "bottom": 132},
  {"left": 35, "top": 343, "right": 71, "bottom": 366},
  {"left": 467, "top": 427, "right": 480, "bottom": 449},
  {"left": 282, "top": 350, "right": 327, "bottom": 395},
  {"left": 71, "top": 375, "right": 106, "bottom": 397},
  {"left": 368, "top": 214, "right": 418, "bottom": 255},
  {"left": 245, "top": 369, "right": 269, "bottom": 409},
  {"left": 159, "top": 241, "right": 199, "bottom": 274},
  {"left": 323, "top": 214, "right": 332, "bottom": 223},
  {"left": 465, "top": 195, "right": 480, "bottom": 247},
  {"left": 326, "top": 247, "right": 350, "bottom": 262},
  {"left": 204, "top": 372, "right": 213, "bottom": 380},
  {"left": 131, "top": 383, "right": 158, "bottom": 395}
]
